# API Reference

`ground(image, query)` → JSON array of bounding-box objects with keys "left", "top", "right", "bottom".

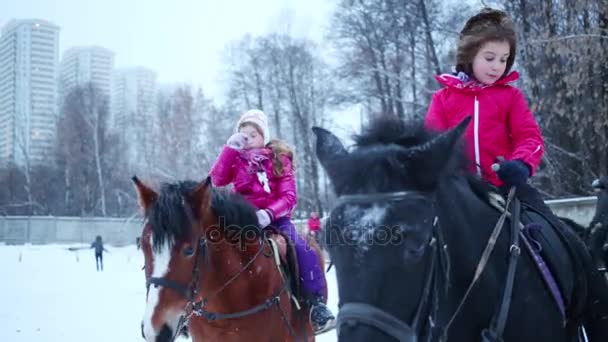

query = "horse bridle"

[
  {"left": 145, "top": 236, "right": 207, "bottom": 302},
  {"left": 331, "top": 191, "right": 448, "bottom": 342},
  {"left": 145, "top": 224, "right": 293, "bottom": 339},
  {"left": 145, "top": 198, "right": 208, "bottom": 304}
]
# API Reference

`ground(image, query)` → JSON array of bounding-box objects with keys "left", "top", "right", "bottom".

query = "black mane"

[
  {"left": 148, "top": 181, "right": 259, "bottom": 251},
  {"left": 332, "top": 115, "right": 474, "bottom": 194},
  {"left": 210, "top": 187, "right": 261, "bottom": 238},
  {"left": 353, "top": 115, "right": 435, "bottom": 149}
]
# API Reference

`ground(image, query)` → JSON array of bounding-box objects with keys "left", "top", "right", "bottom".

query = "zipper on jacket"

[{"left": 474, "top": 96, "right": 481, "bottom": 176}]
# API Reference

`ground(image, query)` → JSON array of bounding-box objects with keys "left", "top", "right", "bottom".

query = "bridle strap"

[
  {"left": 338, "top": 302, "right": 419, "bottom": 342},
  {"left": 442, "top": 187, "right": 517, "bottom": 339},
  {"left": 147, "top": 277, "right": 192, "bottom": 299},
  {"left": 332, "top": 190, "right": 440, "bottom": 342},
  {"left": 336, "top": 241, "right": 438, "bottom": 342},
  {"left": 145, "top": 236, "right": 207, "bottom": 301}
]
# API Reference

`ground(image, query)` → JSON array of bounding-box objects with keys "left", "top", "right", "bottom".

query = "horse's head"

[
  {"left": 133, "top": 176, "right": 273, "bottom": 341},
  {"left": 133, "top": 177, "right": 214, "bottom": 341},
  {"left": 314, "top": 116, "right": 470, "bottom": 342}
]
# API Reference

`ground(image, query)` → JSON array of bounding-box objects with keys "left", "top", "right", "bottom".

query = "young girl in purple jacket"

[{"left": 209, "top": 109, "right": 334, "bottom": 332}]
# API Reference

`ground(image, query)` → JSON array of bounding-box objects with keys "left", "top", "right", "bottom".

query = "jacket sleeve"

[
  {"left": 265, "top": 156, "right": 297, "bottom": 220},
  {"left": 424, "top": 90, "right": 449, "bottom": 131},
  {"left": 208, "top": 146, "right": 240, "bottom": 187},
  {"left": 507, "top": 88, "right": 545, "bottom": 175}
]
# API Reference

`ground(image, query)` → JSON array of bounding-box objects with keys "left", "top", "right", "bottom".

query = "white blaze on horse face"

[
  {"left": 345, "top": 204, "right": 387, "bottom": 252},
  {"left": 142, "top": 239, "right": 172, "bottom": 340}
]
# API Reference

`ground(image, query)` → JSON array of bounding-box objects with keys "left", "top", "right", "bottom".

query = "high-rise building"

[
  {"left": 0, "top": 19, "right": 60, "bottom": 168},
  {"left": 59, "top": 46, "right": 114, "bottom": 101},
  {"left": 111, "top": 67, "right": 157, "bottom": 129},
  {"left": 111, "top": 67, "right": 157, "bottom": 165}
]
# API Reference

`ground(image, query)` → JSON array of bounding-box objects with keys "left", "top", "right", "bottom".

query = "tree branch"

[{"left": 529, "top": 34, "right": 608, "bottom": 44}]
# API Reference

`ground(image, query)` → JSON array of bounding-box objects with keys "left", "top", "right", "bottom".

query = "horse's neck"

[
  {"left": 203, "top": 239, "right": 276, "bottom": 308},
  {"left": 435, "top": 178, "right": 505, "bottom": 275}
]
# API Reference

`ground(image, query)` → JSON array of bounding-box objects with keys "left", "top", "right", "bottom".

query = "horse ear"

[
  {"left": 312, "top": 126, "right": 348, "bottom": 183},
  {"left": 192, "top": 177, "right": 213, "bottom": 212},
  {"left": 406, "top": 117, "right": 471, "bottom": 187},
  {"left": 132, "top": 176, "right": 158, "bottom": 212}
]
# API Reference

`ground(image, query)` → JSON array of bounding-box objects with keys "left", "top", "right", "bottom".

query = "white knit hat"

[{"left": 235, "top": 109, "right": 270, "bottom": 145}]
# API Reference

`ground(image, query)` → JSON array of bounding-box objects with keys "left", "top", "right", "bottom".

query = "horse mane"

[
  {"left": 336, "top": 115, "right": 477, "bottom": 193},
  {"left": 148, "top": 181, "right": 259, "bottom": 251},
  {"left": 354, "top": 115, "right": 435, "bottom": 149},
  {"left": 210, "top": 187, "right": 261, "bottom": 237}
]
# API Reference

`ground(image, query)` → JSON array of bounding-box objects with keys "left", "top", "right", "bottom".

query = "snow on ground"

[{"left": 0, "top": 243, "right": 338, "bottom": 341}]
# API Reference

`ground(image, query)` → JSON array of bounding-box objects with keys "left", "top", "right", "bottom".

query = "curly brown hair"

[
  {"left": 267, "top": 139, "right": 295, "bottom": 178},
  {"left": 456, "top": 8, "right": 517, "bottom": 78}
]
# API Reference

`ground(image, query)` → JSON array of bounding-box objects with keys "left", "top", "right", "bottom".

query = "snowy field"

[{"left": 0, "top": 243, "right": 338, "bottom": 342}]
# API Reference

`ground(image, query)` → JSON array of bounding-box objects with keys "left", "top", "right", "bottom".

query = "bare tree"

[
  {"left": 82, "top": 83, "right": 108, "bottom": 215},
  {"left": 329, "top": 0, "right": 447, "bottom": 120},
  {"left": 11, "top": 101, "right": 39, "bottom": 214},
  {"left": 223, "top": 34, "right": 332, "bottom": 216},
  {"left": 499, "top": 0, "right": 608, "bottom": 196},
  {"left": 57, "top": 83, "right": 112, "bottom": 215}
]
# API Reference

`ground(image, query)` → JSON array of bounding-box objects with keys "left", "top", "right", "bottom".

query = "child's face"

[
  {"left": 472, "top": 40, "right": 510, "bottom": 85},
  {"left": 239, "top": 124, "right": 265, "bottom": 150}
]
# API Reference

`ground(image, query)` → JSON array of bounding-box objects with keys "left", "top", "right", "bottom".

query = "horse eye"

[{"left": 183, "top": 246, "right": 194, "bottom": 256}]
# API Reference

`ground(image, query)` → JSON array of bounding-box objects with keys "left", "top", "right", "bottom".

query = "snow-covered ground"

[{"left": 0, "top": 243, "right": 338, "bottom": 341}]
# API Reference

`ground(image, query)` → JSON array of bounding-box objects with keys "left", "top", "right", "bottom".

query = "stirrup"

[
  {"left": 309, "top": 303, "right": 336, "bottom": 334},
  {"left": 313, "top": 317, "right": 336, "bottom": 335}
]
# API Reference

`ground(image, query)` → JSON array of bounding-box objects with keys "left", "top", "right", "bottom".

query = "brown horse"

[{"left": 133, "top": 176, "right": 326, "bottom": 342}]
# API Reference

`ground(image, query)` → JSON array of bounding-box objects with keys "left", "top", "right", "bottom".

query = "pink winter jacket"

[
  {"left": 425, "top": 71, "right": 544, "bottom": 187},
  {"left": 209, "top": 146, "right": 297, "bottom": 220}
]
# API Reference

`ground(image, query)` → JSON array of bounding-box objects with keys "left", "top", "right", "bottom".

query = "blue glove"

[{"left": 495, "top": 160, "right": 530, "bottom": 187}]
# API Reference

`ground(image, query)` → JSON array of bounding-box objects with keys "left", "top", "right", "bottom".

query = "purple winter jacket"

[{"left": 209, "top": 146, "right": 297, "bottom": 220}]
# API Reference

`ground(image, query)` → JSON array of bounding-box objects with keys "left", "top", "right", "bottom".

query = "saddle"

[
  {"left": 487, "top": 191, "right": 581, "bottom": 319},
  {"left": 265, "top": 230, "right": 305, "bottom": 307}
]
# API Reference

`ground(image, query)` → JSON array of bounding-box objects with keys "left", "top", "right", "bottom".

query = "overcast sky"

[{"left": 1, "top": 0, "right": 336, "bottom": 102}]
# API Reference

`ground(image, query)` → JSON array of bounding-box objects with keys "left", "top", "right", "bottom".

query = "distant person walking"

[{"left": 90, "top": 235, "right": 108, "bottom": 271}]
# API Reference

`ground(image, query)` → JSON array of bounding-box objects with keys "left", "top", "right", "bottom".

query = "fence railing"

[
  {"left": 0, "top": 196, "right": 597, "bottom": 246},
  {"left": 0, "top": 215, "right": 311, "bottom": 246}
]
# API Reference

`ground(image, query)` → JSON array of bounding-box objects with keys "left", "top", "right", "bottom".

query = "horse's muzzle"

[
  {"left": 155, "top": 324, "right": 173, "bottom": 342},
  {"left": 141, "top": 322, "right": 173, "bottom": 342}
]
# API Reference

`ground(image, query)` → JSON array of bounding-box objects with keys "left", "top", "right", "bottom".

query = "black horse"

[{"left": 313, "top": 116, "right": 607, "bottom": 342}]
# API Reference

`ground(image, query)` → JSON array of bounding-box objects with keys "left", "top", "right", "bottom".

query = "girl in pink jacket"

[
  {"left": 425, "top": 8, "right": 543, "bottom": 189},
  {"left": 424, "top": 8, "right": 554, "bottom": 217},
  {"left": 209, "top": 109, "right": 334, "bottom": 333},
  {"left": 426, "top": 9, "right": 608, "bottom": 337}
]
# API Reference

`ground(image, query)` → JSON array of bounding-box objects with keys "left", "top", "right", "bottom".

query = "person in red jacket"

[
  {"left": 425, "top": 9, "right": 543, "bottom": 190},
  {"left": 307, "top": 212, "right": 321, "bottom": 233},
  {"left": 209, "top": 109, "right": 334, "bottom": 332},
  {"left": 425, "top": 8, "right": 554, "bottom": 217},
  {"left": 425, "top": 8, "right": 608, "bottom": 338},
  {"left": 307, "top": 211, "right": 322, "bottom": 243}
]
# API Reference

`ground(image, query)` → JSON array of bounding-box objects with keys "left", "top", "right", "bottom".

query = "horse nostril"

[
  {"left": 140, "top": 321, "right": 145, "bottom": 339},
  {"left": 156, "top": 324, "right": 173, "bottom": 342}
]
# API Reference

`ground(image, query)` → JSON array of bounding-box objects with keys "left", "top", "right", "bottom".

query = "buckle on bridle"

[{"left": 509, "top": 245, "right": 520, "bottom": 255}]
